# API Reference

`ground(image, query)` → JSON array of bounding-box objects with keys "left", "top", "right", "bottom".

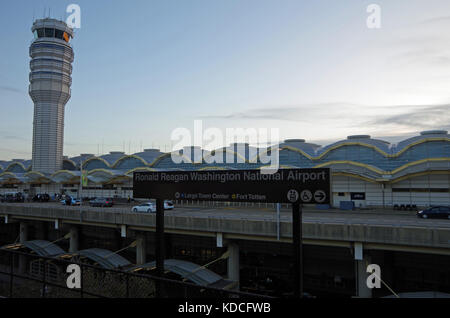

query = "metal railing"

[{"left": 0, "top": 249, "right": 272, "bottom": 299}]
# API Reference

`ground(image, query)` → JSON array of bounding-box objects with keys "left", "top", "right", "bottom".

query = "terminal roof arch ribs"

[
  {"left": 394, "top": 136, "right": 450, "bottom": 153},
  {"left": 1, "top": 240, "right": 66, "bottom": 257},
  {"left": 25, "top": 171, "right": 52, "bottom": 184},
  {"left": 197, "top": 166, "right": 236, "bottom": 171},
  {"left": 82, "top": 156, "right": 112, "bottom": 170},
  {"left": 128, "top": 259, "right": 234, "bottom": 288},
  {"left": 62, "top": 158, "right": 78, "bottom": 170},
  {"left": 4, "top": 161, "right": 28, "bottom": 173},
  {"left": 389, "top": 157, "right": 450, "bottom": 175},
  {"left": 313, "top": 158, "right": 450, "bottom": 176},
  {"left": 316, "top": 141, "right": 392, "bottom": 158},
  {"left": 0, "top": 172, "right": 26, "bottom": 184},
  {"left": 255, "top": 145, "right": 313, "bottom": 162},
  {"left": 124, "top": 166, "right": 159, "bottom": 176},
  {"left": 259, "top": 164, "right": 299, "bottom": 170},
  {"left": 148, "top": 152, "right": 194, "bottom": 167},
  {"left": 103, "top": 173, "right": 133, "bottom": 185},
  {"left": 202, "top": 148, "right": 249, "bottom": 164},
  {"left": 253, "top": 137, "right": 450, "bottom": 162},
  {"left": 314, "top": 160, "right": 385, "bottom": 175},
  {"left": 49, "top": 170, "right": 79, "bottom": 183},
  {"left": 86, "top": 169, "right": 118, "bottom": 184},
  {"left": 111, "top": 154, "right": 148, "bottom": 169},
  {"left": 68, "top": 248, "right": 132, "bottom": 269}
]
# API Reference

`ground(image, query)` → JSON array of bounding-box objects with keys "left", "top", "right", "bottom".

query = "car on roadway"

[
  {"left": 131, "top": 202, "right": 155, "bottom": 213},
  {"left": 131, "top": 200, "right": 174, "bottom": 213},
  {"left": 32, "top": 193, "right": 50, "bottom": 202},
  {"left": 0, "top": 192, "right": 25, "bottom": 203},
  {"left": 417, "top": 206, "right": 450, "bottom": 219},
  {"left": 164, "top": 200, "right": 174, "bottom": 210},
  {"left": 89, "top": 197, "right": 114, "bottom": 207},
  {"left": 61, "top": 197, "right": 81, "bottom": 206}
]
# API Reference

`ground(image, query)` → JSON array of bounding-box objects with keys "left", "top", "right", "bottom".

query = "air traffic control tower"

[{"left": 29, "top": 18, "right": 74, "bottom": 174}]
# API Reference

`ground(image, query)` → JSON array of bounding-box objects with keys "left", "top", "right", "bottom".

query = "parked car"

[
  {"left": 32, "top": 193, "right": 50, "bottom": 202},
  {"left": 89, "top": 197, "right": 114, "bottom": 207},
  {"left": 131, "top": 200, "right": 174, "bottom": 212},
  {"left": 0, "top": 192, "right": 25, "bottom": 203},
  {"left": 417, "top": 206, "right": 450, "bottom": 219},
  {"left": 164, "top": 200, "right": 174, "bottom": 210},
  {"left": 131, "top": 202, "right": 155, "bottom": 213},
  {"left": 61, "top": 197, "right": 81, "bottom": 206}
]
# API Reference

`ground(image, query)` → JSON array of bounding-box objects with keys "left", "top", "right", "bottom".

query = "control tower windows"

[
  {"left": 34, "top": 28, "right": 71, "bottom": 43},
  {"left": 44, "top": 28, "right": 55, "bottom": 38},
  {"left": 55, "top": 29, "right": 64, "bottom": 40},
  {"left": 36, "top": 28, "right": 45, "bottom": 38}
]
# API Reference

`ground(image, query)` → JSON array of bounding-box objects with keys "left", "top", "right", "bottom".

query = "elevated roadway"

[{"left": 1, "top": 202, "right": 450, "bottom": 255}]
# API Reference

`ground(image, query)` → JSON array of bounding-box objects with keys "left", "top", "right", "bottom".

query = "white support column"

[
  {"left": 227, "top": 242, "right": 240, "bottom": 290},
  {"left": 19, "top": 222, "right": 28, "bottom": 274},
  {"left": 136, "top": 233, "right": 146, "bottom": 265},
  {"left": 355, "top": 243, "right": 372, "bottom": 298},
  {"left": 19, "top": 222, "right": 28, "bottom": 243},
  {"left": 216, "top": 233, "right": 223, "bottom": 248},
  {"left": 69, "top": 226, "right": 79, "bottom": 253}
]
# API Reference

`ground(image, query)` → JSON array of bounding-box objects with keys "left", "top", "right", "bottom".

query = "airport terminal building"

[
  {"left": 1, "top": 130, "right": 449, "bottom": 208},
  {"left": 1, "top": 18, "right": 449, "bottom": 209}
]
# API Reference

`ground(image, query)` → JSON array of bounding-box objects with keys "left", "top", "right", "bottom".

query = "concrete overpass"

[
  {"left": 1, "top": 203, "right": 450, "bottom": 297},
  {"left": 1, "top": 203, "right": 449, "bottom": 254}
]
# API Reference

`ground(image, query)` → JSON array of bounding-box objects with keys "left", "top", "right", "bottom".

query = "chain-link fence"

[{"left": 0, "top": 249, "right": 271, "bottom": 298}]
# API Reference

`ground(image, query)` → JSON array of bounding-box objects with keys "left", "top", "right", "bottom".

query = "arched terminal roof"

[
  {"left": 280, "top": 139, "right": 321, "bottom": 156},
  {"left": 394, "top": 130, "right": 449, "bottom": 152},
  {"left": 317, "top": 135, "right": 392, "bottom": 155},
  {"left": 2, "top": 130, "right": 449, "bottom": 185}
]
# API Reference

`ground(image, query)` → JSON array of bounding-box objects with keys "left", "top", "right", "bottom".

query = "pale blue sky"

[{"left": 1, "top": 0, "right": 450, "bottom": 159}]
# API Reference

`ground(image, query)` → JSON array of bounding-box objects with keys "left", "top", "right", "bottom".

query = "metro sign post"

[{"left": 133, "top": 168, "right": 331, "bottom": 298}]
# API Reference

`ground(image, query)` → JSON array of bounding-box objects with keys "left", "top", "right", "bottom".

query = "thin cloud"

[
  {"left": 199, "top": 102, "right": 450, "bottom": 138},
  {"left": 365, "top": 104, "right": 450, "bottom": 131},
  {"left": 1, "top": 135, "right": 29, "bottom": 141},
  {"left": 421, "top": 16, "right": 450, "bottom": 24},
  {"left": 0, "top": 86, "right": 25, "bottom": 94},
  {"left": 200, "top": 103, "right": 366, "bottom": 121},
  {"left": 200, "top": 102, "right": 442, "bottom": 122}
]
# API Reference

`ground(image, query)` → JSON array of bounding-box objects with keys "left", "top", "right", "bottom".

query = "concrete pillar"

[
  {"left": 227, "top": 242, "right": 240, "bottom": 290},
  {"left": 19, "top": 222, "right": 28, "bottom": 243},
  {"left": 19, "top": 222, "right": 28, "bottom": 274},
  {"left": 356, "top": 255, "right": 373, "bottom": 298},
  {"left": 136, "top": 233, "right": 147, "bottom": 265},
  {"left": 69, "top": 227, "right": 79, "bottom": 253}
]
